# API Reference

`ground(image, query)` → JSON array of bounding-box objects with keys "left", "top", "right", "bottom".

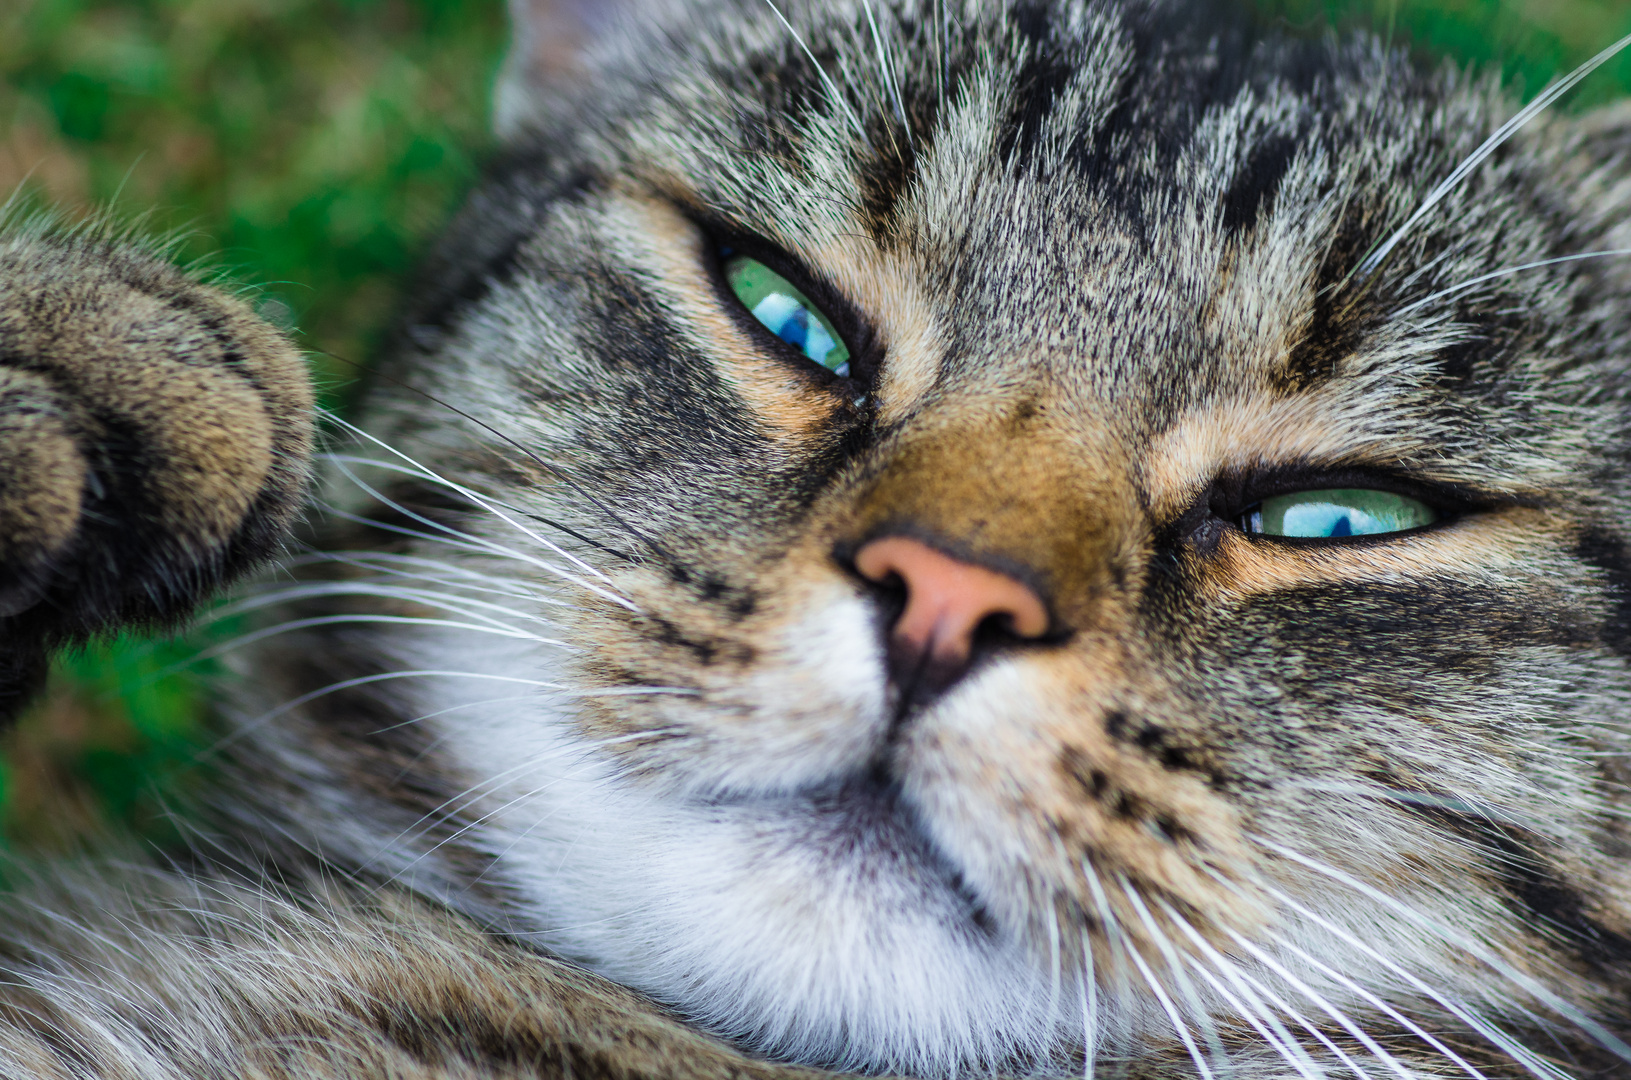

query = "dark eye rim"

[
  {"left": 1199, "top": 465, "right": 1490, "bottom": 547},
  {"left": 698, "top": 225, "right": 881, "bottom": 388}
]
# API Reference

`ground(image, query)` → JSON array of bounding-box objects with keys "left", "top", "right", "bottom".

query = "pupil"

[
  {"left": 1328, "top": 514, "right": 1353, "bottom": 538},
  {"left": 750, "top": 294, "right": 808, "bottom": 349}
]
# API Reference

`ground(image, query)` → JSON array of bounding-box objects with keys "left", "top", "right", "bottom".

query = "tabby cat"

[{"left": 4, "top": 0, "right": 1631, "bottom": 1076}]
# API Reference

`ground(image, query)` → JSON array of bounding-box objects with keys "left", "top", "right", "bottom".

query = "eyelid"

[
  {"left": 1208, "top": 466, "right": 1483, "bottom": 521},
  {"left": 704, "top": 230, "right": 876, "bottom": 384}
]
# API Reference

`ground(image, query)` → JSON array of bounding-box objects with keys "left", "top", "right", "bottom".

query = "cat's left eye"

[
  {"left": 723, "top": 255, "right": 852, "bottom": 376},
  {"left": 1242, "top": 489, "right": 1438, "bottom": 539}
]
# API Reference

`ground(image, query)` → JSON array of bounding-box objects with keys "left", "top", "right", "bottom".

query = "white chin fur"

[{"left": 406, "top": 627, "right": 1094, "bottom": 1075}]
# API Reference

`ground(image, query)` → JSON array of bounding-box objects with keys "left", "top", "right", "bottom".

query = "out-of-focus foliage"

[
  {"left": 0, "top": 0, "right": 1626, "bottom": 849},
  {"left": 1258, "top": 0, "right": 1631, "bottom": 106},
  {"left": 0, "top": 0, "right": 504, "bottom": 849}
]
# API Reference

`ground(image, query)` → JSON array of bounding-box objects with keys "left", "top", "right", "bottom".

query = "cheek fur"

[{"left": 567, "top": 557, "right": 892, "bottom": 796}]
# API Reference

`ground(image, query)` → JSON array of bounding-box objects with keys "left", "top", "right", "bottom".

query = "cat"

[{"left": 5, "top": 0, "right": 1631, "bottom": 1076}]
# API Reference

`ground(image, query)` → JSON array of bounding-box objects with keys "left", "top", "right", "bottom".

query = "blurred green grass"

[
  {"left": 0, "top": 0, "right": 1627, "bottom": 849},
  {"left": 1, "top": 0, "right": 505, "bottom": 848}
]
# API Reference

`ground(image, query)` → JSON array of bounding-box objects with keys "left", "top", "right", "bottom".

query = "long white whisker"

[
  {"left": 383, "top": 745, "right": 663, "bottom": 885},
  {"left": 283, "top": 548, "right": 551, "bottom": 592},
  {"left": 370, "top": 694, "right": 539, "bottom": 738},
  {"left": 1182, "top": 957, "right": 1328, "bottom": 1080},
  {"left": 1251, "top": 835, "right": 1631, "bottom": 1066},
  {"left": 1154, "top": 898, "right": 1328, "bottom": 1080},
  {"left": 1045, "top": 899, "right": 1064, "bottom": 1040},
  {"left": 1215, "top": 924, "right": 1422, "bottom": 1080},
  {"left": 1279, "top": 779, "right": 1547, "bottom": 833},
  {"left": 1119, "top": 879, "right": 1229, "bottom": 1079},
  {"left": 206, "top": 670, "right": 692, "bottom": 759},
  {"left": 366, "top": 728, "right": 684, "bottom": 878},
  {"left": 861, "top": 0, "right": 910, "bottom": 145},
  {"left": 319, "top": 451, "right": 621, "bottom": 587},
  {"left": 318, "top": 427, "right": 629, "bottom": 597},
  {"left": 319, "top": 419, "right": 625, "bottom": 588},
  {"left": 190, "top": 615, "right": 564, "bottom": 665},
  {"left": 1079, "top": 933, "right": 1097, "bottom": 1080},
  {"left": 1261, "top": 925, "right": 1508, "bottom": 1080},
  {"left": 1356, "top": 30, "right": 1631, "bottom": 278},
  {"left": 1393, "top": 249, "right": 1631, "bottom": 316},
  {"left": 325, "top": 457, "right": 633, "bottom": 609},
  {"left": 213, "top": 582, "right": 566, "bottom": 633},
  {"left": 1210, "top": 954, "right": 1379, "bottom": 1080},
  {"left": 759, "top": 0, "right": 870, "bottom": 143},
  {"left": 1121, "top": 921, "right": 1216, "bottom": 1080},
  {"left": 1249, "top": 877, "right": 1554, "bottom": 1080}
]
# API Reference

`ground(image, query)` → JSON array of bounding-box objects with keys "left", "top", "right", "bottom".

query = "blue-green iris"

[
  {"left": 724, "top": 255, "right": 851, "bottom": 375},
  {"left": 1246, "top": 489, "right": 1438, "bottom": 539}
]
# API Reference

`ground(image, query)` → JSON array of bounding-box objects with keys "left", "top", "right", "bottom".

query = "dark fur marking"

[
  {"left": 405, "top": 167, "right": 595, "bottom": 340},
  {"left": 1221, "top": 133, "right": 1298, "bottom": 234},
  {"left": 1104, "top": 711, "right": 1210, "bottom": 779},
  {"left": 997, "top": 3, "right": 1074, "bottom": 169},
  {"left": 1059, "top": 744, "right": 1194, "bottom": 846},
  {"left": 1398, "top": 794, "right": 1631, "bottom": 972},
  {"left": 1274, "top": 203, "right": 1375, "bottom": 392},
  {"left": 1059, "top": 744, "right": 1108, "bottom": 800},
  {"left": 1575, "top": 527, "right": 1631, "bottom": 661},
  {"left": 855, "top": 116, "right": 919, "bottom": 245}
]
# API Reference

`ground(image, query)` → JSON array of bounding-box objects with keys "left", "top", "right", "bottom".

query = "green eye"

[
  {"left": 723, "top": 255, "right": 852, "bottom": 376},
  {"left": 1244, "top": 489, "right": 1438, "bottom": 539}
]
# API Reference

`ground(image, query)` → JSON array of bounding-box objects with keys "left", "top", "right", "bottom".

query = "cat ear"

[{"left": 495, "top": 0, "right": 675, "bottom": 138}]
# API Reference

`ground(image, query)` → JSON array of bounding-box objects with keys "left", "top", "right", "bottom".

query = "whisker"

[
  {"left": 1122, "top": 920, "right": 1216, "bottom": 1080},
  {"left": 373, "top": 732, "right": 658, "bottom": 851},
  {"left": 192, "top": 615, "right": 565, "bottom": 665},
  {"left": 1250, "top": 835, "right": 1631, "bottom": 1067},
  {"left": 324, "top": 456, "right": 633, "bottom": 609},
  {"left": 313, "top": 499, "right": 632, "bottom": 615},
  {"left": 861, "top": 0, "right": 911, "bottom": 147},
  {"left": 1045, "top": 899, "right": 1064, "bottom": 1040},
  {"left": 319, "top": 449, "right": 621, "bottom": 587},
  {"left": 1279, "top": 779, "right": 1548, "bottom": 833},
  {"left": 1079, "top": 934, "right": 1097, "bottom": 1080},
  {"left": 379, "top": 730, "right": 685, "bottom": 885},
  {"left": 1118, "top": 878, "right": 1228, "bottom": 1079},
  {"left": 1261, "top": 925, "right": 1509, "bottom": 1080},
  {"left": 1214, "top": 923, "right": 1422, "bottom": 1080},
  {"left": 758, "top": 0, "right": 870, "bottom": 144},
  {"left": 207, "top": 669, "right": 693, "bottom": 762},
  {"left": 1354, "top": 30, "right": 1631, "bottom": 279},
  {"left": 312, "top": 365, "right": 677, "bottom": 571},
  {"left": 1154, "top": 897, "right": 1334, "bottom": 1080},
  {"left": 246, "top": 557, "right": 566, "bottom": 607},
  {"left": 1081, "top": 860, "right": 1209, "bottom": 1080},
  {"left": 213, "top": 582, "right": 565, "bottom": 634},
  {"left": 1250, "top": 877, "right": 1554, "bottom": 1080},
  {"left": 1205, "top": 950, "right": 1379, "bottom": 1080},
  {"left": 1393, "top": 249, "right": 1631, "bottom": 317}
]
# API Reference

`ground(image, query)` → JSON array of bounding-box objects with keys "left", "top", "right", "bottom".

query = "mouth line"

[{"left": 697, "top": 767, "right": 1000, "bottom": 937}]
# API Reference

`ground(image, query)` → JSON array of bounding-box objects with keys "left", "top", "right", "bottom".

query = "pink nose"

[{"left": 854, "top": 536, "right": 1050, "bottom": 666}]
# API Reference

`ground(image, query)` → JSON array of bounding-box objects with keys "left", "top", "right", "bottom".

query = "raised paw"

[{"left": 0, "top": 229, "right": 314, "bottom": 717}]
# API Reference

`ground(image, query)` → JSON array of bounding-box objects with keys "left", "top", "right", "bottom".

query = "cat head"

[{"left": 253, "top": 0, "right": 1631, "bottom": 1074}]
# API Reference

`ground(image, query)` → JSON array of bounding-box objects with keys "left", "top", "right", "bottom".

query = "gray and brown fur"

[
  {"left": 0, "top": 215, "right": 313, "bottom": 716},
  {"left": 8, "top": 0, "right": 1631, "bottom": 1077}
]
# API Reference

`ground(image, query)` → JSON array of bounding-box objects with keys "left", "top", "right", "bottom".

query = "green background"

[{"left": 0, "top": 0, "right": 1625, "bottom": 848}]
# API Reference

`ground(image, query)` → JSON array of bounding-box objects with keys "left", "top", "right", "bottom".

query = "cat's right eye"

[
  {"left": 1242, "top": 488, "right": 1438, "bottom": 539},
  {"left": 722, "top": 255, "right": 852, "bottom": 376}
]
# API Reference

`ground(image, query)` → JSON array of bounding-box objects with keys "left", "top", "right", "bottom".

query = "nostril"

[{"left": 852, "top": 535, "right": 1051, "bottom": 668}]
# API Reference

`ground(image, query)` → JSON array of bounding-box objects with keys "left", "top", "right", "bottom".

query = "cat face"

[{"left": 256, "top": 0, "right": 1631, "bottom": 1074}]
